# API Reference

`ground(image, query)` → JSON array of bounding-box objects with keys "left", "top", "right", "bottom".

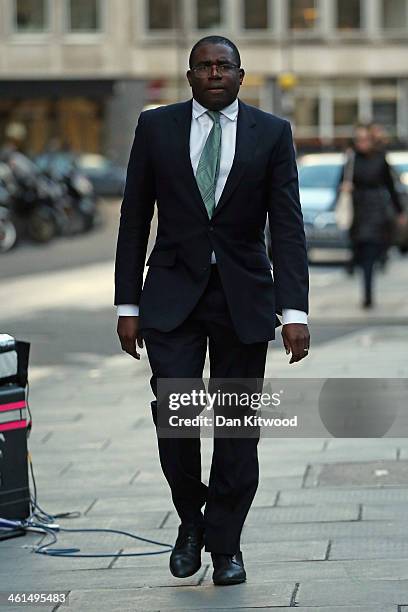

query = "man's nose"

[{"left": 209, "top": 64, "right": 222, "bottom": 77}]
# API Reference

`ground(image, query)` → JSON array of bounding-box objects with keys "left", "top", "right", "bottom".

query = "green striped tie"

[{"left": 196, "top": 110, "right": 222, "bottom": 218}]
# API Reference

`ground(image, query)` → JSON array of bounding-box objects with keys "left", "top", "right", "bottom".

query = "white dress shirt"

[{"left": 117, "top": 98, "right": 307, "bottom": 325}]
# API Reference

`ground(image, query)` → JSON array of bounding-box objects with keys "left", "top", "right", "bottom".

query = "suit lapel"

[
  {"left": 172, "top": 98, "right": 258, "bottom": 221},
  {"left": 212, "top": 100, "right": 258, "bottom": 218}
]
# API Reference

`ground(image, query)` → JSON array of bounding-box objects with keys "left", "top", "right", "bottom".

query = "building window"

[
  {"left": 243, "top": 0, "right": 268, "bottom": 30},
  {"left": 332, "top": 80, "right": 359, "bottom": 136},
  {"left": 334, "top": 99, "right": 358, "bottom": 128},
  {"left": 14, "top": 0, "right": 48, "bottom": 32},
  {"left": 289, "top": 0, "right": 318, "bottom": 30},
  {"left": 371, "top": 79, "right": 398, "bottom": 133},
  {"left": 147, "top": 0, "right": 176, "bottom": 30},
  {"left": 336, "top": 0, "right": 361, "bottom": 30},
  {"left": 382, "top": 0, "right": 407, "bottom": 30},
  {"left": 197, "top": 0, "right": 222, "bottom": 29},
  {"left": 67, "top": 0, "right": 101, "bottom": 32},
  {"left": 294, "top": 82, "right": 319, "bottom": 138}
]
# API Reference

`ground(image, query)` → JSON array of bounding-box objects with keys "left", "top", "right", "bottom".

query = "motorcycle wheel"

[
  {"left": 0, "top": 215, "right": 17, "bottom": 252},
  {"left": 27, "top": 207, "right": 56, "bottom": 243}
]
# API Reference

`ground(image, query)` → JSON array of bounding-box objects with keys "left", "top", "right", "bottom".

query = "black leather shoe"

[
  {"left": 169, "top": 523, "right": 204, "bottom": 578},
  {"left": 211, "top": 550, "right": 246, "bottom": 585}
]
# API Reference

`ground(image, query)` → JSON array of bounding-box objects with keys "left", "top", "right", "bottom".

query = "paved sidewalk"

[{"left": 1, "top": 253, "right": 408, "bottom": 610}]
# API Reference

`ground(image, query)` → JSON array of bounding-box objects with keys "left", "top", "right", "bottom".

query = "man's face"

[{"left": 186, "top": 43, "right": 244, "bottom": 111}]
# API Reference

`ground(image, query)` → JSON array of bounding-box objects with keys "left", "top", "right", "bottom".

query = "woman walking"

[{"left": 339, "top": 124, "right": 407, "bottom": 308}]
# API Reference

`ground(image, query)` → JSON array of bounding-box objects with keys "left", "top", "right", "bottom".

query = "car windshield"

[
  {"left": 79, "top": 155, "right": 109, "bottom": 171},
  {"left": 298, "top": 164, "right": 342, "bottom": 189}
]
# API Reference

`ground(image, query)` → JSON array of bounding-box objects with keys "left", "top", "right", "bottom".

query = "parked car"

[
  {"left": 76, "top": 154, "right": 126, "bottom": 197},
  {"left": 296, "top": 153, "right": 348, "bottom": 263},
  {"left": 266, "top": 151, "right": 408, "bottom": 263},
  {"left": 387, "top": 152, "right": 408, "bottom": 251},
  {"left": 387, "top": 151, "right": 408, "bottom": 187}
]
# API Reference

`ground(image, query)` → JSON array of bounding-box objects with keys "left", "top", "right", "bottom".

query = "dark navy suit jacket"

[{"left": 114, "top": 99, "right": 309, "bottom": 343}]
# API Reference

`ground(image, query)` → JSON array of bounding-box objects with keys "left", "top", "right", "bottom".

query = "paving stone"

[
  {"left": 67, "top": 583, "right": 294, "bottom": 611},
  {"left": 33, "top": 437, "right": 112, "bottom": 451},
  {"left": 239, "top": 540, "right": 327, "bottom": 562},
  {"left": 78, "top": 520, "right": 408, "bottom": 546},
  {"left": 0, "top": 529, "right": 44, "bottom": 547},
  {"left": 341, "top": 558, "right": 408, "bottom": 580},
  {"left": 35, "top": 472, "right": 138, "bottom": 490},
  {"left": 362, "top": 503, "right": 408, "bottom": 520},
  {"left": 250, "top": 489, "right": 279, "bottom": 506},
  {"left": 0, "top": 602, "right": 54, "bottom": 612},
  {"left": 238, "top": 521, "right": 408, "bottom": 542},
  {"left": 165, "top": 608, "right": 397, "bottom": 612},
  {"left": 29, "top": 495, "right": 97, "bottom": 515},
  {"left": 326, "top": 437, "right": 406, "bottom": 448},
  {"left": 297, "top": 579, "right": 408, "bottom": 607},
  {"left": 0, "top": 547, "right": 40, "bottom": 559},
  {"left": 329, "top": 538, "right": 408, "bottom": 560},
  {"left": 112, "top": 540, "right": 328, "bottom": 569},
  {"left": 253, "top": 475, "right": 304, "bottom": 489},
  {"left": 259, "top": 463, "right": 309, "bottom": 477},
  {"left": 0, "top": 565, "right": 208, "bottom": 591},
  {"left": 202, "top": 559, "right": 347, "bottom": 583},
  {"left": 261, "top": 448, "right": 398, "bottom": 463},
  {"left": 260, "top": 437, "right": 327, "bottom": 449},
  {"left": 84, "top": 495, "right": 174, "bottom": 514},
  {"left": 279, "top": 487, "right": 408, "bottom": 505},
  {"left": 310, "top": 460, "right": 408, "bottom": 487},
  {"left": 165, "top": 504, "right": 359, "bottom": 528},
  {"left": 201, "top": 558, "right": 408, "bottom": 583},
  {"left": 0, "top": 545, "right": 114, "bottom": 571}
]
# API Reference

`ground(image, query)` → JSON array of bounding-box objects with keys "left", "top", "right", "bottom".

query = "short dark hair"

[{"left": 189, "top": 36, "right": 241, "bottom": 68}]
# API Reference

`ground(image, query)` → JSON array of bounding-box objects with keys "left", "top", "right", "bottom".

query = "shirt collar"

[{"left": 192, "top": 98, "right": 239, "bottom": 121}]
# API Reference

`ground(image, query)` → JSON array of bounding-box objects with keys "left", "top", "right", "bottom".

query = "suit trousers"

[
  {"left": 355, "top": 240, "right": 384, "bottom": 303},
  {"left": 142, "top": 265, "right": 268, "bottom": 554}
]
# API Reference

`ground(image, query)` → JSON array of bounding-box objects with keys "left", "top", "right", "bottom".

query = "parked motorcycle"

[
  {"left": 0, "top": 179, "right": 17, "bottom": 252},
  {"left": 6, "top": 152, "right": 73, "bottom": 243},
  {"left": 35, "top": 152, "right": 100, "bottom": 234}
]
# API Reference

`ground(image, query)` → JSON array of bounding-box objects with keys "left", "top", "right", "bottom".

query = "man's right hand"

[{"left": 117, "top": 316, "right": 144, "bottom": 360}]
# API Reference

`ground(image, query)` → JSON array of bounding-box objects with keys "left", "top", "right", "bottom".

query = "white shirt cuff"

[
  {"left": 116, "top": 304, "right": 139, "bottom": 317},
  {"left": 282, "top": 309, "right": 308, "bottom": 325},
  {"left": 116, "top": 306, "right": 307, "bottom": 324}
]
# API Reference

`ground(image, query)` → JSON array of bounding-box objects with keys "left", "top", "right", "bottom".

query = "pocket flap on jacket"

[
  {"left": 146, "top": 249, "right": 177, "bottom": 267},
  {"left": 243, "top": 251, "right": 272, "bottom": 269}
]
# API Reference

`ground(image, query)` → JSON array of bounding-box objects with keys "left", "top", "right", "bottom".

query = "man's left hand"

[{"left": 282, "top": 323, "right": 310, "bottom": 364}]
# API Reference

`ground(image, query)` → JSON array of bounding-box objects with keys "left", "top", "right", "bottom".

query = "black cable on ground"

[{"left": 4, "top": 382, "right": 174, "bottom": 559}]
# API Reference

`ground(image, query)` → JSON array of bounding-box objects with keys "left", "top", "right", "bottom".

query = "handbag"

[{"left": 335, "top": 151, "right": 355, "bottom": 231}]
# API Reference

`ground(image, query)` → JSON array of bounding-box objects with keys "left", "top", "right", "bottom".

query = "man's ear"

[
  {"left": 186, "top": 70, "right": 193, "bottom": 87},
  {"left": 239, "top": 69, "right": 245, "bottom": 85}
]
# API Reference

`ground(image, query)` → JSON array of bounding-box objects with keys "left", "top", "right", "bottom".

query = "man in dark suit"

[{"left": 115, "top": 36, "right": 310, "bottom": 586}]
